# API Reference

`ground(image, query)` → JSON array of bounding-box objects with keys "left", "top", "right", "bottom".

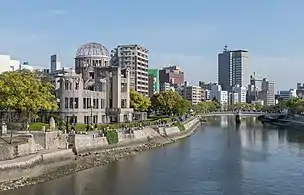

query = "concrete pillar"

[{"left": 126, "top": 67, "right": 131, "bottom": 108}]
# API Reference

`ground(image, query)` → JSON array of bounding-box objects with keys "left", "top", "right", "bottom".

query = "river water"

[{"left": 4, "top": 116, "right": 304, "bottom": 195}]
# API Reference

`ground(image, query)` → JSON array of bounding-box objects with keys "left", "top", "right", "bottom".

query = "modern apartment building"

[
  {"left": 148, "top": 68, "right": 159, "bottom": 97},
  {"left": 210, "top": 84, "right": 228, "bottom": 109},
  {"left": 198, "top": 81, "right": 217, "bottom": 90},
  {"left": 178, "top": 85, "right": 203, "bottom": 105},
  {"left": 218, "top": 46, "right": 249, "bottom": 91},
  {"left": 247, "top": 73, "right": 275, "bottom": 106},
  {"left": 0, "top": 54, "right": 20, "bottom": 73},
  {"left": 261, "top": 78, "right": 275, "bottom": 106},
  {"left": 159, "top": 66, "right": 184, "bottom": 86},
  {"left": 232, "top": 85, "right": 247, "bottom": 103},
  {"left": 296, "top": 83, "right": 304, "bottom": 98},
  {"left": 160, "top": 82, "right": 175, "bottom": 92},
  {"left": 53, "top": 42, "right": 133, "bottom": 124},
  {"left": 278, "top": 89, "right": 297, "bottom": 101},
  {"left": 50, "top": 54, "right": 61, "bottom": 73},
  {"left": 111, "top": 44, "right": 149, "bottom": 96}
]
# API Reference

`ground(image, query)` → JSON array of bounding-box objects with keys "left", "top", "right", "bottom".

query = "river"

[{"left": 4, "top": 116, "right": 304, "bottom": 195}]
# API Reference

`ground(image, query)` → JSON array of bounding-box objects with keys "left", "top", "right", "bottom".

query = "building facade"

[
  {"left": 261, "top": 78, "right": 275, "bottom": 106},
  {"left": 0, "top": 54, "right": 20, "bottom": 73},
  {"left": 111, "top": 44, "right": 149, "bottom": 96},
  {"left": 278, "top": 89, "right": 297, "bottom": 101},
  {"left": 232, "top": 85, "right": 247, "bottom": 103},
  {"left": 218, "top": 46, "right": 249, "bottom": 91},
  {"left": 148, "top": 68, "right": 159, "bottom": 97},
  {"left": 159, "top": 66, "right": 184, "bottom": 86},
  {"left": 50, "top": 54, "right": 61, "bottom": 73},
  {"left": 199, "top": 81, "right": 217, "bottom": 90},
  {"left": 55, "top": 42, "right": 133, "bottom": 124},
  {"left": 247, "top": 74, "right": 275, "bottom": 106},
  {"left": 178, "top": 85, "right": 202, "bottom": 105},
  {"left": 210, "top": 84, "right": 228, "bottom": 109}
]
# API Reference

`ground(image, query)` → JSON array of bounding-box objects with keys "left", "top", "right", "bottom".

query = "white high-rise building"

[
  {"left": 261, "top": 78, "right": 275, "bottom": 106},
  {"left": 210, "top": 84, "right": 228, "bottom": 110},
  {"left": 0, "top": 54, "right": 20, "bottom": 73},
  {"left": 50, "top": 54, "right": 61, "bottom": 73},
  {"left": 111, "top": 44, "right": 149, "bottom": 96},
  {"left": 232, "top": 85, "right": 247, "bottom": 103},
  {"left": 218, "top": 46, "right": 249, "bottom": 91}
]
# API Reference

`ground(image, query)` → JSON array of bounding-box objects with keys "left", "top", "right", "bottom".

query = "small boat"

[{"left": 235, "top": 111, "right": 242, "bottom": 125}]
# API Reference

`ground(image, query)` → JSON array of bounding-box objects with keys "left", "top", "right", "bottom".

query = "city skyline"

[{"left": 0, "top": 0, "right": 303, "bottom": 89}]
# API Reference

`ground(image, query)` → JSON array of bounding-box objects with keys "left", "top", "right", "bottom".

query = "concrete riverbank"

[{"left": 0, "top": 117, "right": 200, "bottom": 191}]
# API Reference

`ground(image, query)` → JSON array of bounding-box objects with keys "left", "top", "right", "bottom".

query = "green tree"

[
  {"left": 151, "top": 91, "right": 190, "bottom": 115},
  {"left": 253, "top": 102, "right": 263, "bottom": 111},
  {"left": 174, "top": 98, "right": 191, "bottom": 115},
  {"left": 130, "top": 89, "right": 151, "bottom": 112},
  {"left": 0, "top": 70, "right": 58, "bottom": 130},
  {"left": 193, "top": 101, "right": 217, "bottom": 113}
]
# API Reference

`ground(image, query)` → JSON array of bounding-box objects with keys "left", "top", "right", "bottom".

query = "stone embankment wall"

[
  {"left": 0, "top": 150, "right": 74, "bottom": 182},
  {"left": 0, "top": 131, "right": 68, "bottom": 161},
  {"left": 73, "top": 117, "right": 200, "bottom": 154}
]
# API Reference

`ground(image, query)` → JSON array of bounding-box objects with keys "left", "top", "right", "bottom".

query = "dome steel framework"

[{"left": 76, "top": 42, "right": 109, "bottom": 58}]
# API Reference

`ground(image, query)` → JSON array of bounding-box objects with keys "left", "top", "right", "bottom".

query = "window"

[
  {"left": 65, "top": 82, "right": 69, "bottom": 90},
  {"left": 101, "top": 99, "right": 105, "bottom": 108},
  {"left": 84, "top": 116, "right": 90, "bottom": 124},
  {"left": 75, "top": 82, "right": 79, "bottom": 90},
  {"left": 93, "top": 115, "right": 98, "bottom": 124},
  {"left": 65, "top": 98, "right": 68, "bottom": 109},
  {"left": 121, "top": 99, "right": 127, "bottom": 108},
  {"left": 92, "top": 99, "right": 96, "bottom": 109},
  {"left": 87, "top": 98, "right": 92, "bottom": 108},
  {"left": 95, "top": 99, "right": 99, "bottom": 109},
  {"left": 69, "top": 98, "right": 74, "bottom": 109},
  {"left": 83, "top": 98, "right": 86, "bottom": 109},
  {"left": 74, "top": 98, "right": 79, "bottom": 109}
]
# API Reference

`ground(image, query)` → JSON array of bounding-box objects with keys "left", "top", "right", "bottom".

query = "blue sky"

[{"left": 0, "top": 0, "right": 303, "bottom": 89}]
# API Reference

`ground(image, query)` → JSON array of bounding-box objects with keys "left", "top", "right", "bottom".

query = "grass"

[{"left": 28, "top": 116, "right": 175, "bottom": 132}]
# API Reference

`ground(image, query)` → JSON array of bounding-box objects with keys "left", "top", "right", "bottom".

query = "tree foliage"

[
  {"left": 193, "top": 101, "right": 218, "bottom": 113},
  {"left": 274, "top": 97, "right": 304, "bottom": 113},
  {"left": 151, "top": 90, "right": 190, "bottom": 115},
  {"left": 0, "top": 70, "right": 58, "bottom": 118},
  {"left": 130, "top": 89, "right": 151, "bottom": 112}
]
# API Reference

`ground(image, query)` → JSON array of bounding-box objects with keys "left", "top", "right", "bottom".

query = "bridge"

[{"left": 198, "top": 111, "right": 264, "bottom": 117}]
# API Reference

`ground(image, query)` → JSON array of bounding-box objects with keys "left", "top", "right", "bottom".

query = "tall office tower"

[
  {"left": 50, "top": 54, "right": 61, "bottom": 73},
  {"left": 218, "top": 46, "right": 249, "bottom": 91},
  {"left": 111, "top": 44, "right": 149, "bottom": 96},
  {"left": 261, "top": 78, "right": 275, "bottom": 106}
]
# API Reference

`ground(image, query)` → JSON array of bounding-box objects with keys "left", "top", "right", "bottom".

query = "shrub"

[
  {"left": 174, "top": 122, "right": 185, "bottom": 131},
  {"left": 106, "top": 130, "right": 118, "bottom": 144},
  {"left": 29, "top": 122, "right": 49, "bottom": 131}
]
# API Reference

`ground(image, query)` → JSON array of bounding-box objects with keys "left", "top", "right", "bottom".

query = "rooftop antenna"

[{"left": 223, "top": 45, "right": 228, "bottom": 52}]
